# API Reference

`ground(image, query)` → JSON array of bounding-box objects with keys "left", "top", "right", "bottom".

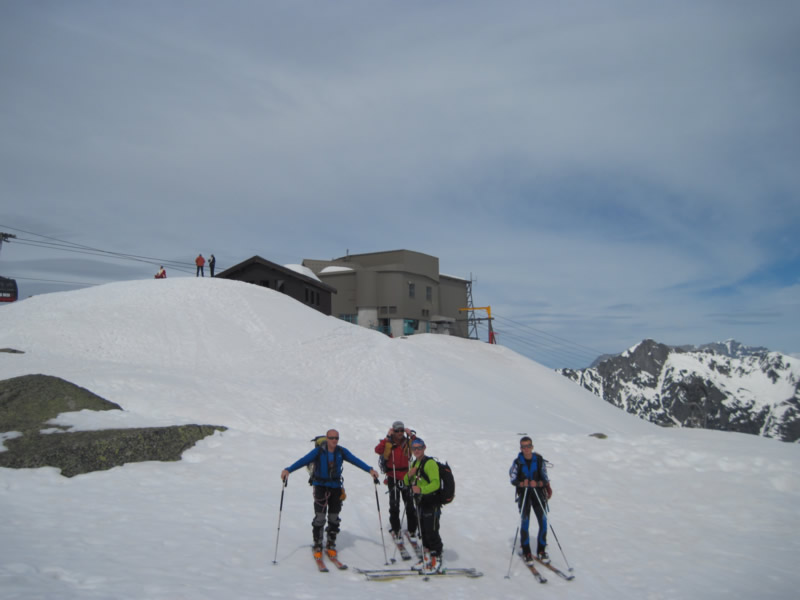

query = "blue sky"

[{"left": 1, "top": 0, "right": 798, "bottom": 368}]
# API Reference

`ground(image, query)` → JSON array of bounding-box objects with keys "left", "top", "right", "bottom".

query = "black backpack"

[{"left": 419, "top": 457, "right": 455, "bottom": 505}]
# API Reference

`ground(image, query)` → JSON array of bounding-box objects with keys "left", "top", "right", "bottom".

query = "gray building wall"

[{"left": 302, "top": 250, "right": 469, "bottom": 338}]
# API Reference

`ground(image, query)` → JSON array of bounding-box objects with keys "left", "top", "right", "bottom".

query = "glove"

[{"left": 545, "top": 482, "right": 553, "bottom": 499}]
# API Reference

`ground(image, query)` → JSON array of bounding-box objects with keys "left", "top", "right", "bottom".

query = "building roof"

[{"left": 216, "top": 255, "right": 337, "bottom": 294}]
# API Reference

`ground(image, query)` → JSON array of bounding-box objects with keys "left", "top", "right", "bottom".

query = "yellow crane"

[{"left": 458, "top": 305, "right": 496, "bottom": 344}]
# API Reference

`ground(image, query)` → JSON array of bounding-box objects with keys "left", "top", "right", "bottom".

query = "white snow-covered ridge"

[{"left": 0, "top": 279, "right": 798, "bottom": 600}]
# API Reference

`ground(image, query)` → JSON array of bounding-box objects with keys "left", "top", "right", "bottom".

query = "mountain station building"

[{"left": 302, "top": 249, "right": 469, "bottom": 338}]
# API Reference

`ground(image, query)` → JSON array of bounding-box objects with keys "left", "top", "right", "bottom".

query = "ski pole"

[
  {"left": 414, "top": 494, "right": 429, "bottom": 566},
  {"left": 532, "top": 483, "right": 573, "bottom": 572},
  {"left": 373, "top": 477, "right": 391, "bottom": 565},
  {"left": 272, "top": 478, "right": 288, "bottom": 564},
  {"left": 505, "top": 486, "right": 529, "bottom": 579},
  {"left": 390, "top": 490, "right": 407, "bottom": 562}
]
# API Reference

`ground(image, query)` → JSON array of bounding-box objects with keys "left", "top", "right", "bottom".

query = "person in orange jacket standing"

[
  {"left": 375, "top": 421, "right": 418, "bottom": 543},
  {"left": 195, "top": 254, "right": 205, "bottom": 277}
]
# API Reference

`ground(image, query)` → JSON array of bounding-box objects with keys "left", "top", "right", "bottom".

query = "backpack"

[
  {"left": 306, "top": 435, "right": 343, "bottom": 485},
  {"left": 379, "top": 437, "right": 411, "bottom": 475},
  {"left": 419, "top": 457, "right": 456, "bottom": 505}
]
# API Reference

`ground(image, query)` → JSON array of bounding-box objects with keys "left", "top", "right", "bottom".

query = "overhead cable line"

[
  {"left": 489, "top": 314, "right": 606, "bottom": 369},
  {"left": 493, "top": 313, "right": 607, "bottom": 358},
  {"left": 0, "top": 223, "right": 197, "bottom": 274},
  {"left": 11, "top": 238, "right": 196, "bottom": 275},
  {"left": 10, "top": 276, "right": 101, "bottom": 287},
  {"left": 493, "top": 326, "right": 595, "bottom": 368}
]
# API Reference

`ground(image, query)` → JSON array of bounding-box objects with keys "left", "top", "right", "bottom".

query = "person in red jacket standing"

[
  {"left": 195, "top": 254, "right": 205, "bottom": 277},
  {"left": 375, "top": 420, "right": 417, "bottom": 543}
]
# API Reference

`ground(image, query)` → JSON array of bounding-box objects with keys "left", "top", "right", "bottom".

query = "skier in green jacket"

[{"left": 403, "top": 438, "right": 443, "bottom": 574}]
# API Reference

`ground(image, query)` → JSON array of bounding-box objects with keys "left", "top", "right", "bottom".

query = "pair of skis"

[
  {"left": 391, "top": 530, "right": 421, "bottom": 561},
  {"left": 355, "top": 566, "right": 483, "bottom": 581},
  {"left": 519, "top": 552, "right": 575, "bottom": 583},
  {"left": 360, "top": 532, "right": 482, "bottom": 581},
  {"left": 312, "top": 548, "right": 347, "bottom": 572}
]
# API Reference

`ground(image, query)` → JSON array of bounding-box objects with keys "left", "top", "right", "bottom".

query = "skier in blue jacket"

[
  {"left": 282, "top": 429, "right": 378, "bottom": 558},
  {"left": 509, "top": 436, "right": 553, "bottom": 564}
]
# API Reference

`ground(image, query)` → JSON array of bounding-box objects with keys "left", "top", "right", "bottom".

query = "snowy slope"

[{"left": 1, "top": 279, "right": 798, "bottom": 599}]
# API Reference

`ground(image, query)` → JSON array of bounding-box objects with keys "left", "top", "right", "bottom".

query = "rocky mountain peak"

[{"left": 559, "top": 340, "right": 800, "bottom": 442}]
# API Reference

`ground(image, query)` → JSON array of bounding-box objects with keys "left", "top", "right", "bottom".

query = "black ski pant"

[
  {"left": 312, "top": 485, "right": 343, "bottom": 546},
  {"left": 387, "top": 477, "right": 417, "bottom": 535},
  {"left": 416, "top": 495, "right": 443, "bottom": 556}
]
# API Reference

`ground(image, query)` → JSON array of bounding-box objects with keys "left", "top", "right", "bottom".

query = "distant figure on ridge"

[
  {"left": 209, "top": 254, "right": 216, "bottom": 277},
  {"left": 154, "top": 266, "right": 166, "bottom": 279},
  {"left": 195, "top": 254, "right": 205, "bottom": 277}
]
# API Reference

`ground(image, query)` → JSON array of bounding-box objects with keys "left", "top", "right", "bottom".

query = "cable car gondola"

[{"left": 0, "top": 276, "right": 18, "bottom": 302}]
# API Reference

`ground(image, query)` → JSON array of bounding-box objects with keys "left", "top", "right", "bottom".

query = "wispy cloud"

[{"left": 1, "top": 0, "right": 798, "bottom": 366}]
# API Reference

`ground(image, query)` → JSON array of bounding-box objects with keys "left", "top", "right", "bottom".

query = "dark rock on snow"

[{"left": 0, "top": 374, "right": 226, "bottom": 477}]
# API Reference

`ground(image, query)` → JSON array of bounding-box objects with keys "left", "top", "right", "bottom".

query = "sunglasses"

[
  {"left": 520, "top": 444, "right": 533, "bottom": 449},
  {"left": 327, "top": 436, "right": 339, "bottom": 440},
  {"left": 393, "top": 428, "right": 404, "bottom": 433}
]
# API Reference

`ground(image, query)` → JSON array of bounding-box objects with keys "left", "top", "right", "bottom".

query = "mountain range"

[{"left": 559, "top": 339, "right": 800, "bottom": 442}]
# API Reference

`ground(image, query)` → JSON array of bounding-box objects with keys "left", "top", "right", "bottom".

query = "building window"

[
  {"left": 380, "top": 306, "right": 388, "bottom": 315},
  {"left": 389, "top": 306, "right": 397, "bottom": 314},
  {"left": 259, "top": 280, "right": 270, "bottom": 288},
  {"left": 409, "top": 282, "right": 415, "bottom": 298},
  {"left": 339, "top": 314, "right": 358, "bottom": 324},
  {"left": 426, "top": 286, "right": 432, "bottom": 301},
  {"left": 422, "top": 309, "right": 430, "bottom": 317},
  {"left": 276, "top": 280, "right": 285, "bottom": 293}
]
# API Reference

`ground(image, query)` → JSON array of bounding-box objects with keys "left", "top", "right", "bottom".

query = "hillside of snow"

[{"left": 1, "top": 278, "right": 798, "bottom": 599}]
